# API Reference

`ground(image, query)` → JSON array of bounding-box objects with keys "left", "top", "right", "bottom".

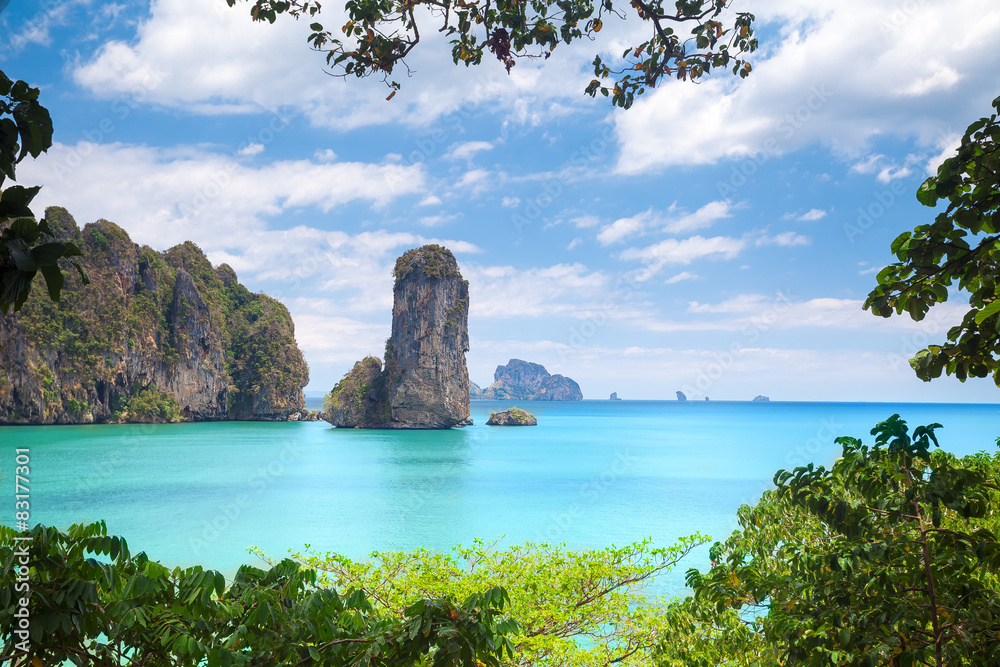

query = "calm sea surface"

[{"left": 3, "top": 400, "right": 998, "bottom": 597}]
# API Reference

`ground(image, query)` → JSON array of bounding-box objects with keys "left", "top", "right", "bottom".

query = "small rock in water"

[{"left": 486, "top": 407, "right": 537, "bottom": 426}]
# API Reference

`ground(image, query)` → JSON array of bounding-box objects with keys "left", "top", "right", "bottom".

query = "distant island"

[
  {"left": 470, "top": 359, "right": 582, "bottom": 400},
  {"left": 753, "top": 395, "right": 771, "bottom": 402},
  {"left": 0, "top": 208, "right": 309, "bottom": 424},
  {"left": 610, "top": 392, "right": 621, "bottom": 400},
  {"left": 676, "top": 391, "right": 687, "bottom": 401},
  {"left": 323, "top": 245, "right": 471, "bottom": 429}
]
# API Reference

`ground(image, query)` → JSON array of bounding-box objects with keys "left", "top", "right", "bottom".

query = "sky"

[{"left": 2, "top": 0, "right": 999, "bottom": 402}]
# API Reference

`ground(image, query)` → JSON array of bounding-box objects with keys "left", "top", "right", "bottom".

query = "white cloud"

[
  {"left": 418, "top": 213, "right": 461, "bottom": 227},
  {"left": 688, "top": 294, "right": 771, "bottom": 314},
  {"left": 570, "top": 214, "right": 601, "bottom": 228},
  {"left": 419, "top": 194, "right": 443, "bottom": 206},
  {"left": 877, "top": 165, "right": 912, "bottom": 183},
  {"left": 501, "top": 196, "right": 520, "bottom": 208},
  {"left": 314, "top": 148, "right": 338, "bottom": 162},
  {"left": 597, "top": 209, "right": 653, "bottom": 246},
  {"left": 664, "top": 200, "right": 733, "bottom": 234},
  {"left": 895, "top": 65, "right": 961, "bottom": 97},
  {"left": 455, "top": 169, "right": 492, "bottom": 194},
  {"left": 665, "top": 271, "right": 698, "bottom": 285},
  {"left": 466, "top": 263, "right": 608, "bottom": 318},
  {"left": 597, "top": 200, "right": 732, "bottom": 246},
  {"left": 567, "top": 238, "right": 582, "bottom": 250},
  {"left": 238, "top": 142, "right": 265, "bottom": 157},
  {"left": 797, "top": 208, "right": 826, "bottom": 221},
  {"left": 620, "top": 235, "right": 747, "bottom": 277},
  {"left": 444, "top": 141, "right": 494, "bottom": 160},
  {"left": 20, "top": 141, "right": 429, "bottom": 253},
  {"left": 70, "top": 0, "right": 598, "bottom": 131},
  {"left": 757, "top": 231, "right": 810, "bottom": 247},
  {"left": 613, "top": 0, "right": 1000, "bottom": 173}
]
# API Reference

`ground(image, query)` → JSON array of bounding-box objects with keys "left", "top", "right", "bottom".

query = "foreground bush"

[{"left": 0, "top": 522, "right": 516, "bottom": 666}]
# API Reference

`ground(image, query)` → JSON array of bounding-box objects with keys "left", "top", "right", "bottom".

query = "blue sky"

[{"left": 3, "top": 0, "right": 1000, "bottom": 402}]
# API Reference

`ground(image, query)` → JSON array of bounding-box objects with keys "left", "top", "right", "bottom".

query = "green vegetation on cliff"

[
  {"left": 322, "top": 356, "right": 391, "bottom": 427},
  {"left": 393, "top": 244, "right": 461, "bottom": 283},
  {"left": 2, "top": 208, "right": 308, "bottom": 423}
]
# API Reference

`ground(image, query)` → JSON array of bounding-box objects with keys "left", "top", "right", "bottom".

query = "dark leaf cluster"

[
  {"left": 866, "top": 94, "right": 1000, "bottom": 386},
  {"left": 0, "top": 69, "right": 89, "bottom": 318}
]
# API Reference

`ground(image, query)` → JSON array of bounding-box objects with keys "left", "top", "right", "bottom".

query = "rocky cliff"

[
  {"left": 324, "top": 244, "right": 470, "bottom": 429},
  {"left": 474, "top": 359, "right": 582, "bottom": 400},
  {"left": 0, "top": 208, "right": 308, "bottom": 424}
]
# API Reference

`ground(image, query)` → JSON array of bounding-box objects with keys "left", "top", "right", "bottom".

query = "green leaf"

[
  {"left": 39, "top": 263, "right": 64, "bottom": 301},
  {"left": 915, "top": 177, "right": 938, "bottom": 207},
  {"left": 974, "top": 300, "right": 1000, "bottom": 325}
]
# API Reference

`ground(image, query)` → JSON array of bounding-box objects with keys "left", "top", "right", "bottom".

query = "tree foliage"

[
  {"left": 0, "top": 69, "right": 88, "bottom": 316},
  {"left": 1, "top": 521, "right": 517, "bottom": 666},
  {"left": 865, "top": 94, "right": 1000, "bottom": 386},
  {"left": 229, "top": 0, "right": 756, "bottom": 108},
  {"left": 686, "top": 415, "right": 1000, "bottom": 667},
  {"left": 258, "top": 534, "right": 708, "bottom": 666}
]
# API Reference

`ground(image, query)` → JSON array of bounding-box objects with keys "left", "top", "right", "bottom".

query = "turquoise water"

[{"left": 2, "top": 401, "right": 998, "bottom": 598}]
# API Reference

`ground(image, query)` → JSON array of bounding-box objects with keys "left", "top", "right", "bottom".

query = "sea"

[{"left": 3, "top": 400, "right": 998, "bottom": 599}]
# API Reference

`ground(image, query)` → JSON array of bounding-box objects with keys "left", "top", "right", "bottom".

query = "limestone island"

[
  {"left": 0, "top": 208, "right": 309, "bottom": 424},
  {"left": 753, "top": 395, "right": 771, "bottom": 402},
  {"left": 610, "top": 392, "right": 621, "bottom": 400},
  {"left": 486, "top": 407, "right": 537, "bottom": 426},
  {"left": 471, "top": 359, "right": 582, "bottom": 400},
  {"left": 676, "top": 391, "right": 687, "bottom": 401},
  {"left": 323, "top": 245, "right": 471, "bottom": 429}
]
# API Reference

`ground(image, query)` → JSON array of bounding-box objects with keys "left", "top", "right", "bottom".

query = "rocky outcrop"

[
  {"left": 0, "top": 207, "right": 308, "bottom": 424},
  {"left": 322, "top": 356, "right": 390, "bottom": 428},
  {"left": 676, "top": 391, "right": 687, "bottom": 401},
  {"left": 486, "top": 407, "right": 537, "bottom": 426},
  {"left": 610, "top": 392, "right": 621, "bottom": 400},
  {"left": 470, "top": 381, "right": 485, "bottom": 399},
  {"left": 476, "top": 359, "right": 582, "bottom": 400},
  {"left": 324, "top": 245, "right": 470, "bottom": 429},
  {"left": 752, "top": 395, "right": 771, "bottom": 402}
]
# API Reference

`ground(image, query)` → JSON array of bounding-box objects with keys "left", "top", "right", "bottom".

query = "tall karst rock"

[
  {"left": 0, "top": 207, "right": 309, "bottom": 424},
  {"left": 323, "top": 244, "right": 470, "bottom": 429}
]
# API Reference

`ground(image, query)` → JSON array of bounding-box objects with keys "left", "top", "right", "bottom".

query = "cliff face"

[
  {"left": 324, "top": 244, "right": 470, "bottom": 429},
  {"left": 475, "top": 359, "right": 583, "bottom": 400},
  {"left": 0, "top": 207, "right": 308, "bottom": 424}
]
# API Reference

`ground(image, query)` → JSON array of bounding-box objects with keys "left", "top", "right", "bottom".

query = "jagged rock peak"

[{"left": 324, "top": 244, "right": 470, "bottom": 429}]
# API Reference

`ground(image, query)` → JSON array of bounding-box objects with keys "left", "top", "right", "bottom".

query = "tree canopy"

[
  {"left": 685, "top": 415, "right": 1000, "bottom": 667},
  {"left": 229, "top": 0, "right": 757, "bottom": 108},
  {"left": 865, "top": 94, "right": 1000, "bottom": 387}
]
